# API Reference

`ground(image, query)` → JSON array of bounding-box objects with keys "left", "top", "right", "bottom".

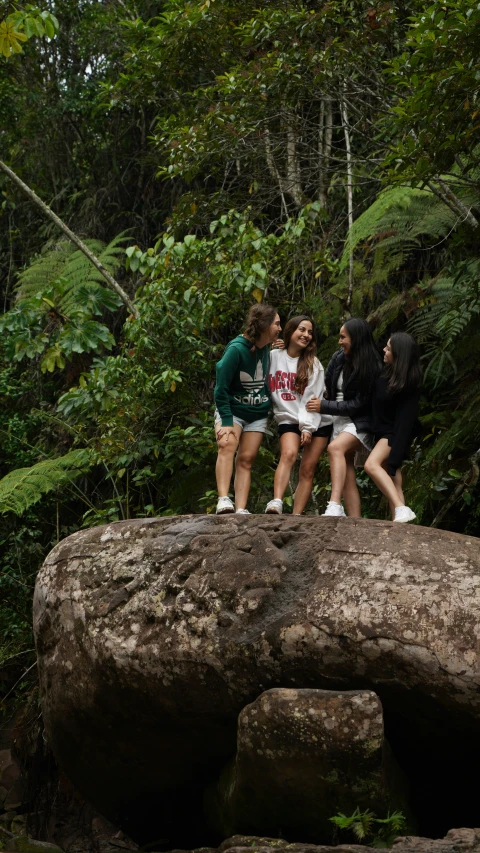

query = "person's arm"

[
  {"left": 386, "top": 390, "right": 421, "bottom": 476},
  {"left": 323, "top": 350, "right": 340, "bottom": 399},
  {"left": 299, "top": 362, "right": 324, "bottom": 433},
  {"left": 321, "top": 382, "right": 372, "bottom": 418},
  {"left": 214, "top": 346, "right": 241, "bottom": 427},
  {"left": 306, "top": 351, "right": 342, "bottom": 414},
  {"left": 266, "top": 349, "right": 279, "bottom": 405}
]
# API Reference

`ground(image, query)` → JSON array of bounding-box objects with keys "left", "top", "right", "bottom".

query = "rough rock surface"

[
  {"left": 3, "top": 837, "right": 65, "bottom": 852},
  {"left": 0, "top": 748, "right": 22, "bottom": 812},
  {"left": 207, "top": 688, "right": 408, "bottom": 840},
  {"left": 169, "top": 829, "right": 480, "bottom": 853},
  {"left": 33, "top": 515, "right": 480, "bottom": 841}
]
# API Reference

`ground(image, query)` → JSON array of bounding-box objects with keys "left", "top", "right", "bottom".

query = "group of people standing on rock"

[{"left": 214, "top": 304, "right": 422, "bottom": 522}]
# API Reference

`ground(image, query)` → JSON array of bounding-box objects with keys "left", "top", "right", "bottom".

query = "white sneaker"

[
  {"left": 265, "top": 499, "right": 283, "bottom": 514},
  {"left": 216, "top": 496, "right": 235, "bottom": 514},
  {"left": 321, "top": 501, "right": 346, "bottom": 517},
  {"left": 236, "top": 508, "right": 250, "bottom": 515},
  {"left": 394, "top": 505, "right": 416, "bottom": 523}
]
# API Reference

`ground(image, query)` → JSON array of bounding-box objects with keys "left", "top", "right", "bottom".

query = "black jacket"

[
  {"left": 372, "top": 375, "right": 421, "bottom": 475},
  {"left": 321, "top": 349, "right": 380, "bottom": 433}
]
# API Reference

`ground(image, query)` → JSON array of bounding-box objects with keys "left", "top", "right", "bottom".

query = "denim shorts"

[{"left": 214, "top": 409, "right": 268, "bottom": 434}]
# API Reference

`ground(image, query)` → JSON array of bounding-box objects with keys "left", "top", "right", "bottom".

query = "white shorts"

[
  {"left": 331, "top": 416, "right": 374, "bottom": 463},
  {"left": 214, "top": 409, "right": 268, "bottom": 434}
]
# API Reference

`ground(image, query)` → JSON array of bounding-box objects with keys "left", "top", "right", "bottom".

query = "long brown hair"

[
  {"left": 243, "top": 303, "right": 277, "bottom": 344},
  {"left": 284, "top": 315, "right": 317, "bottom": 395}
]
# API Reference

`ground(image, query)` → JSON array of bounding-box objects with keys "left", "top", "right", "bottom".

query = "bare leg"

[
  {"left": 273, "top": 432, "right": 301, "bottom": 501},
  {"left": 394, "top": 468, "right": 405, "bottom": 504},
  {"left": 215, "top": 422, "right": 242, "bottom": 497},
  {"left": 328, "top": 432, "right": 363, "bottom": 504},
  {"left": 234, "top": 430, "right": 264, "bottom": 510},
  {"left": 293, "top": 436, "right": 329, "bottom": 515},
  {"left": 386, "top": 466, "right": 405, "bottom": 518},
  {"left": 343, "top": 452, "right": 361, "bottom": 517},
  {"left": 364, "top": 439, "right": 404, "bottom": 516}
]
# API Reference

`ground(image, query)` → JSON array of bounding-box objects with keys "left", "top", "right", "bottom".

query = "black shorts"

[
  {"left": 278, "top": 423, "right": 333, "bottom": 439},
  {"left": 374, "top": 433, "right": 393, "bottom": 443}
]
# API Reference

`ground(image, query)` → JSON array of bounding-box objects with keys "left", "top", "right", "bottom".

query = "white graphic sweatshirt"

[{"left": 267, "top": 350, "right": 333, "bottom": 433}]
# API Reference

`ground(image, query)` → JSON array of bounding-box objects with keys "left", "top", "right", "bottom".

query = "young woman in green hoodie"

[{"left": 214, "top": 304, "right": 282, "bottom": 514}]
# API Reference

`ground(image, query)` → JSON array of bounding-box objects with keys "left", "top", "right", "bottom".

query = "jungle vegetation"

[{"left": 1, "top": 0, "right": 480, "bottom": 683}]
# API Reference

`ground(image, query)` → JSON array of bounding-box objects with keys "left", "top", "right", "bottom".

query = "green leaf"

[
  {"left": 44, "top": 18, "right": 54, "bottom": 38},
  {"left": 0, "top": 450, "right": 92, "bottom": 515}
]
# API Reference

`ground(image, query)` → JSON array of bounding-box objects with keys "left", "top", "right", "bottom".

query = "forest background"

[{"left": 1, "top": 0, "right": 480, "bottom": 695}]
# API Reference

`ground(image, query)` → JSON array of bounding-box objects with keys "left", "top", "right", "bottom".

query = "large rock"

[
  {"left": 33, "top": 516, "right": 480, "bottom": 843},
  {"left": 207, "top": 687, "right": 409, "bottom": 840}
]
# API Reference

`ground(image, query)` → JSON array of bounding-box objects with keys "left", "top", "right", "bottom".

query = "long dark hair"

[
  {"left": 284, "top": 315, "right": 317, "bottom": 395},
  {"left": 243, "top": 303, "right": 277, "bottom": 344},
  {"left": 385, "top": 332, "right": 422, "bottom": 394},
  {"left": 342, "top": 318, "right": 382, "bottom": 392}
]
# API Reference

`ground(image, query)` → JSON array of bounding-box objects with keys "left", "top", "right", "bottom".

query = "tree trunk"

[
  {"left": 318, "top": 96, "right": 333, "bottom": 208},
  {"left": 340, "top": 95, "right": 354, "bottom": 313},
  {"left": 435, "top": 176, "right": 478, "bottom": 229},
  {"left": 265, "top": 129, "right": 289, "bottom": 217},
  {"left": 286, "top": 119, "right": 304, "bottom": 209},
  {"left": 0, "top": 158, "right": 139, "bottom": 319}
]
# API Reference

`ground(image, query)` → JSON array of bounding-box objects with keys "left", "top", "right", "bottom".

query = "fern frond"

[
  {"left": 426, "top": 389, "right": 480, "bottom": 462},
  {"left": 340, "top": 186, "right": 432, "bottom": 271},
  {"left": 0, "top": 449, "right": 91, "bottom": 515},
  {"left": 367, "top": 282, "right": 431, "bottom": 336},
  {"left": 16, "top": 241, "right": 72, "bottom": 296},
  {"left": 16, "top": 233, "right": 128, "bottom": 306},
  {"left": 408, "top": 260, "right": 480, "bottom": 387},
  {"left": 341, "top": 182, "right": 477, "bottom": 275}
]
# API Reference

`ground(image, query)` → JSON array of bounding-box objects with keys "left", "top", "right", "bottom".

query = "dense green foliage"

[{"left": 1, "top": 0, "right": 480, "bottom": 671}]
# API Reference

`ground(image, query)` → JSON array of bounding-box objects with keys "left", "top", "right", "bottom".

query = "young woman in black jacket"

[
  {"left": 306, "top": 318, "right": 382, "bottom": 516},
  {"left": 364, "top": 332, "right": 422, "bottom": 523}
]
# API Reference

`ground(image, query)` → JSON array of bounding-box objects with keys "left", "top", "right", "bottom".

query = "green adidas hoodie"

[{"left": 214, "top": 335, "right": 271, "bottom": 426}]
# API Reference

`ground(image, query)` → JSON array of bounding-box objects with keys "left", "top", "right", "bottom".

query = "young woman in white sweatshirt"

[{"left": 265, "top": 315, "right": 332, "bottom": 514}]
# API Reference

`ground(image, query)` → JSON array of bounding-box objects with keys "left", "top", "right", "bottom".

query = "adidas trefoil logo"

[{"left": 235, "top": 360, "right": 268, "bottom": 406}]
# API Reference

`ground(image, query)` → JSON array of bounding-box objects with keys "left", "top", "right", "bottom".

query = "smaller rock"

[
  {"left": 11, "top": 815, "right": 26, "bottom": 837},
  {"left": 0, "top": 749, "right": 23, "bottom": 810},
  {"left": 207, "top": 688, "right": 409, "bottom": 842},
  {"left": 4, "top": 837, "right": 65, "bottom": 853}
]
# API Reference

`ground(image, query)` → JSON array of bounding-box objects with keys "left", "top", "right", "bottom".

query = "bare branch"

[{"left": 0, "top": 158, "right": 140, "bottom": 318}]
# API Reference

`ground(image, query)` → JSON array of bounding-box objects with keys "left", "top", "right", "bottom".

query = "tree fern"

[
  {"left": 340, "top": 183, "right": 478, "bottom": 274},
  {"left": 0, "top": 449, "right": 91, "bottom": 515},
  {"left": 367, "top": 282, "right": 430, "bottom": 337},
  {"left": 340, "top": 186, "right": 431, "bottom": 272},
  {"left": 408, "top": 259, "right": 480, "bottom": 386},
  {"left": 15, "top": 233, "right": 128, "bottom": 313},
  {"left": 425, "top": 393, "right": 480, "bottom": 463}
]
